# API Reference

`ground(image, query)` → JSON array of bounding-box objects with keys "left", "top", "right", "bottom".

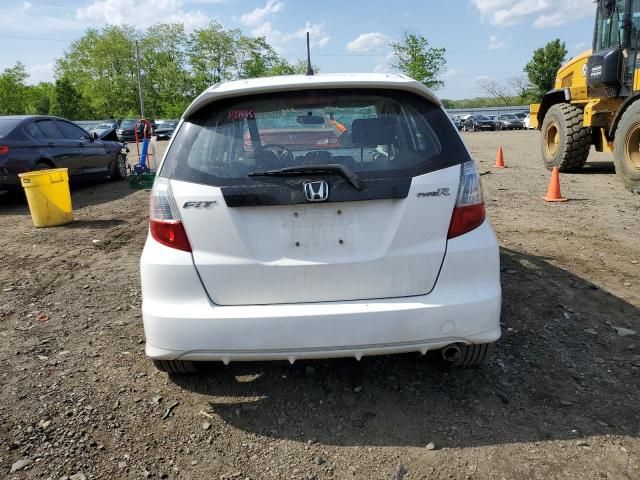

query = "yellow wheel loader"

[{"left": 531, "top": 0, "right": 640, "bottom": 193}]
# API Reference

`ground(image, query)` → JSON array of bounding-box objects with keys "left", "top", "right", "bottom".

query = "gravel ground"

[{"left": 0, "top": 131, "right": 639, "bottom": 479}]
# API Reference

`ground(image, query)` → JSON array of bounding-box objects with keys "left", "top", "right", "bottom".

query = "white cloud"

[
  {"left": 287, "top": 22, "right": 330, "bottom": 48},
  {"left": 76, "top": 0, "right": 209, "bottom": 31},
  {"left": 26, "top": 62, "right": 55, "bottom": 84},
  {"left": 21, "top": 1, "right": 32, "bottom": 12},
  {"left": 471, "top": 0, "right": 595, "bottom": 28},
  {"left": 374, "top": 51, "right": 396, "bottom": 74},
  {"left": 346, "top": 32, "right": 389, "bottom": 53},
  {"left": 239, "top": 0, "right": 284, "bottom": 27},
  {"left": 238, "top": 2, "right": 330, "bottom": 50},
  {"left": 488, "top": 35, "right": 504, "bottom": 50}
]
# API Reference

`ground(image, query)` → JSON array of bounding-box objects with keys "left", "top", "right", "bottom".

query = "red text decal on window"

[{"left": 228, "top": 109, "right": 255, "bottom": 120}]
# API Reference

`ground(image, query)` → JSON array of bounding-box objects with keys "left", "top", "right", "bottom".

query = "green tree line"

[
  {"left": 0, "top": 27, "right": 565, "bottom": 119},
  {"left": 0, "top": 22, "right": 312, "bottom": 120}
]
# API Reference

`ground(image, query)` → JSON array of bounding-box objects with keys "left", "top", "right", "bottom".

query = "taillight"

[
  {"left": 149, "top": 177, "right": 192, "bottom": 252},
  {"left": 0, "top": 145, "right": 9, "bottom": 155},
  {"left": 447, "top": 161, "right": 486, "bottom": 239}
]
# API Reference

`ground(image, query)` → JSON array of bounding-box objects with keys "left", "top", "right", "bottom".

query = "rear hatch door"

[{"left": 162, "top": 88, "right": 469, "bottom": 305}]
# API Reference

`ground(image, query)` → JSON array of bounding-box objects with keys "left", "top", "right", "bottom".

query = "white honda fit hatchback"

[{"left": 140, "top": 74, "right": 501, "bottom": 373}]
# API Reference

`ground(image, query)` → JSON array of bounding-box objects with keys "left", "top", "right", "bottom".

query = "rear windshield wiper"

[{"left": 249, "top": 164, "right": 364, "bottom": 191}]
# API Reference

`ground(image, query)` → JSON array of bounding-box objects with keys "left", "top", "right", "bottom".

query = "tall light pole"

[{"left": 135, "top": 40, "right": 145, "bottom": 118}]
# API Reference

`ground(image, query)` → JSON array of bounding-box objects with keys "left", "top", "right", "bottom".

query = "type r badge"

[{"left": 417, "top": 188, "right": 451, "bottom": 198}]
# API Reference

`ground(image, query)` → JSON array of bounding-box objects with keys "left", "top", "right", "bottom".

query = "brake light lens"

[
  {"left": 149, "top": 177, "right": 192, "bottom": 252},
  {"left": 447, "top": 161, "right": 486, "bottom": 239},
  {"left": 0, "top": 145, "right": 9, "bottom": 155}
]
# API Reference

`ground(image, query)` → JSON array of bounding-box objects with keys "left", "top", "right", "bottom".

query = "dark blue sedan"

[{"left": 0, "top": 115, "right": 129, "bottom": 192}]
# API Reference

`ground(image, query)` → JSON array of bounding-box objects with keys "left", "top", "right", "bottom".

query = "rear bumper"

[{"left": 141, "top": 222, "right": 502, "bottom": 362}]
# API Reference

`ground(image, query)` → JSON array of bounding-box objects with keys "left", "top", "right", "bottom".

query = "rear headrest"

[{"left": 351, "top": 117, "right": 397, "bottom": 146}]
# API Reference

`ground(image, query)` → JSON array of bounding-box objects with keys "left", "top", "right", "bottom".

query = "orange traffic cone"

[
  {"left": 543, "top": 167, "right": 568, "bottom": 202},
  {"left": 494, "top": 146, "right": 505, "bottom": 168}
]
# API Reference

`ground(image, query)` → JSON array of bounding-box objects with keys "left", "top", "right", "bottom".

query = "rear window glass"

[
  {"left": 0, "top": 118, "right": 20, "bottom": 137},
  {"left": 160, "top": 88, "right": 469, "bottom": 186}
]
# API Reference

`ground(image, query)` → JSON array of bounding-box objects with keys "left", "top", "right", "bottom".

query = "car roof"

[
  {"left": 0, "top": 115, "right": 79, "bottom": 120},
  {"left": 0, "top": 115, "right": 83, "bottom": 130},
  {"left": 183, "top": 73, "right": 442, "bottom": 118}
]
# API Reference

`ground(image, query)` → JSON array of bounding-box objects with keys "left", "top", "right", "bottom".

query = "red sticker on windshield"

[{"left": 228, "top": 109, "right": 255, "bottom": 120}]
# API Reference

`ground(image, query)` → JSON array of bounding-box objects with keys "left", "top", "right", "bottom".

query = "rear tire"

[
  {"left": 540, "top": 103, "right": 591, "bottom": 172},
  {"left": 448, "top": 343, "right": 490, "bottom": 367},
  {"left": 35, "top": 160, "right": 54, "bottom": 170},
  {"left": 613, "top": 101, "right": 640, "bottom": 193},
  {"left": 152, "top": 359, "right": 197, "bottom": 374}
]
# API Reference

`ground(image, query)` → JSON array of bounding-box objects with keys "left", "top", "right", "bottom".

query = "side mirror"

[{"left": 89, "top": 131, "right": 99, "bottom": 142}]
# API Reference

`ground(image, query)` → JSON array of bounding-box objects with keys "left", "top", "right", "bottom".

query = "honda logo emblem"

[{"left": 303, "top": 181, "right": 329, "bottom": 202}]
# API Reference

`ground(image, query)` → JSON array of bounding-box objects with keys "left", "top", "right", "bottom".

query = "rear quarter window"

[
  {"left": 0, "top": 118, "right": 20, "bottom": 137},
  {"left": 24, "top": 122, "right": 44, "bottom": 139},
  {"left": 161, "top": 88, "right": 470, "bottom": 187}
]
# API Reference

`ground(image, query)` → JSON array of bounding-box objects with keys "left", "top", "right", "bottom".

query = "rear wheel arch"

[
  {"left": 34, "top": 158, "right": 55, "bottom": 170},
  {"left": 609, "top": 93, "right": 640, "bottom": 140}
]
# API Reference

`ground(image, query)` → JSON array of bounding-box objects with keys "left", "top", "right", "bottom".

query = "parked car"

[
  {"left": 513, "top": 111, "right": 528, "bottom": 120},
  {"left": 496, "top": 114, "right": 524, "bottom": 130},
  {"left": 463, "top": 114, "right": 499, "bottom": 131},
  {"left": 0, "top": 115, "right": 128, "bottom": 192},
  {"left": 154, "top": 120, "right": 178, "bottom": 140},
  {"left": 116, "top": 119, "right": 156, "bottom": 142},
  {"left": 242, "top": 110, "right": 341, "bottom": 151},
  {"left": 90, "top": 121, "right": 118, "bottom": 138},
  {"left": 140, "top": 73, "right": 502, "bottom": 374},
  {"left": 523, "top": 113, "right": 535, "bottom": 129},
  {"left": 449, "top": 115, "right": 463, "bottom": 131}
]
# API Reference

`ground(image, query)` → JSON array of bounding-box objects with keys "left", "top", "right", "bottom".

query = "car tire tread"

[
  {"left": 152, "top": 359, "right": 197, "bottom": 374},
  {"left": 541, "top": 103, "right": 591, "bottom": 172},
  {"left": 452, "top": 343, "right": 490, "bottom": 367}
]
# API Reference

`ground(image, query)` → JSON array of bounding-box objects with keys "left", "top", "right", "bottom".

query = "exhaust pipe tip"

[{"left": 441, "top": 344, "right": 462, "bottom": 363}]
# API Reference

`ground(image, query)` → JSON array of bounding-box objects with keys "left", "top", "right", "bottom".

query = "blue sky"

[{"left": 0, "top": 0, "right": 597, "bottom": 100}]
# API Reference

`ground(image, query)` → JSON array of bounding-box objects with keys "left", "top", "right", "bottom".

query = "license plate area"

[{"left": 282, "top": 206, "right": 360, "bottom": 252}]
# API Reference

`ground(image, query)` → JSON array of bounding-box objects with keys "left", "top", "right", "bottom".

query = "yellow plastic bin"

[{"left": 19, "top": 168, "right": 74, "bottom": 227}]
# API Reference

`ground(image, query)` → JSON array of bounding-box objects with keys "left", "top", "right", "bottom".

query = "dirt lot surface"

[{"left": 1, "top": 131, "right": 639, "bottom": 480}]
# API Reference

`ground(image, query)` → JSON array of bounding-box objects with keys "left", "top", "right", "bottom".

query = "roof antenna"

[{"left": 306, "top": 32, "right": 314, "bottom": 76}]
